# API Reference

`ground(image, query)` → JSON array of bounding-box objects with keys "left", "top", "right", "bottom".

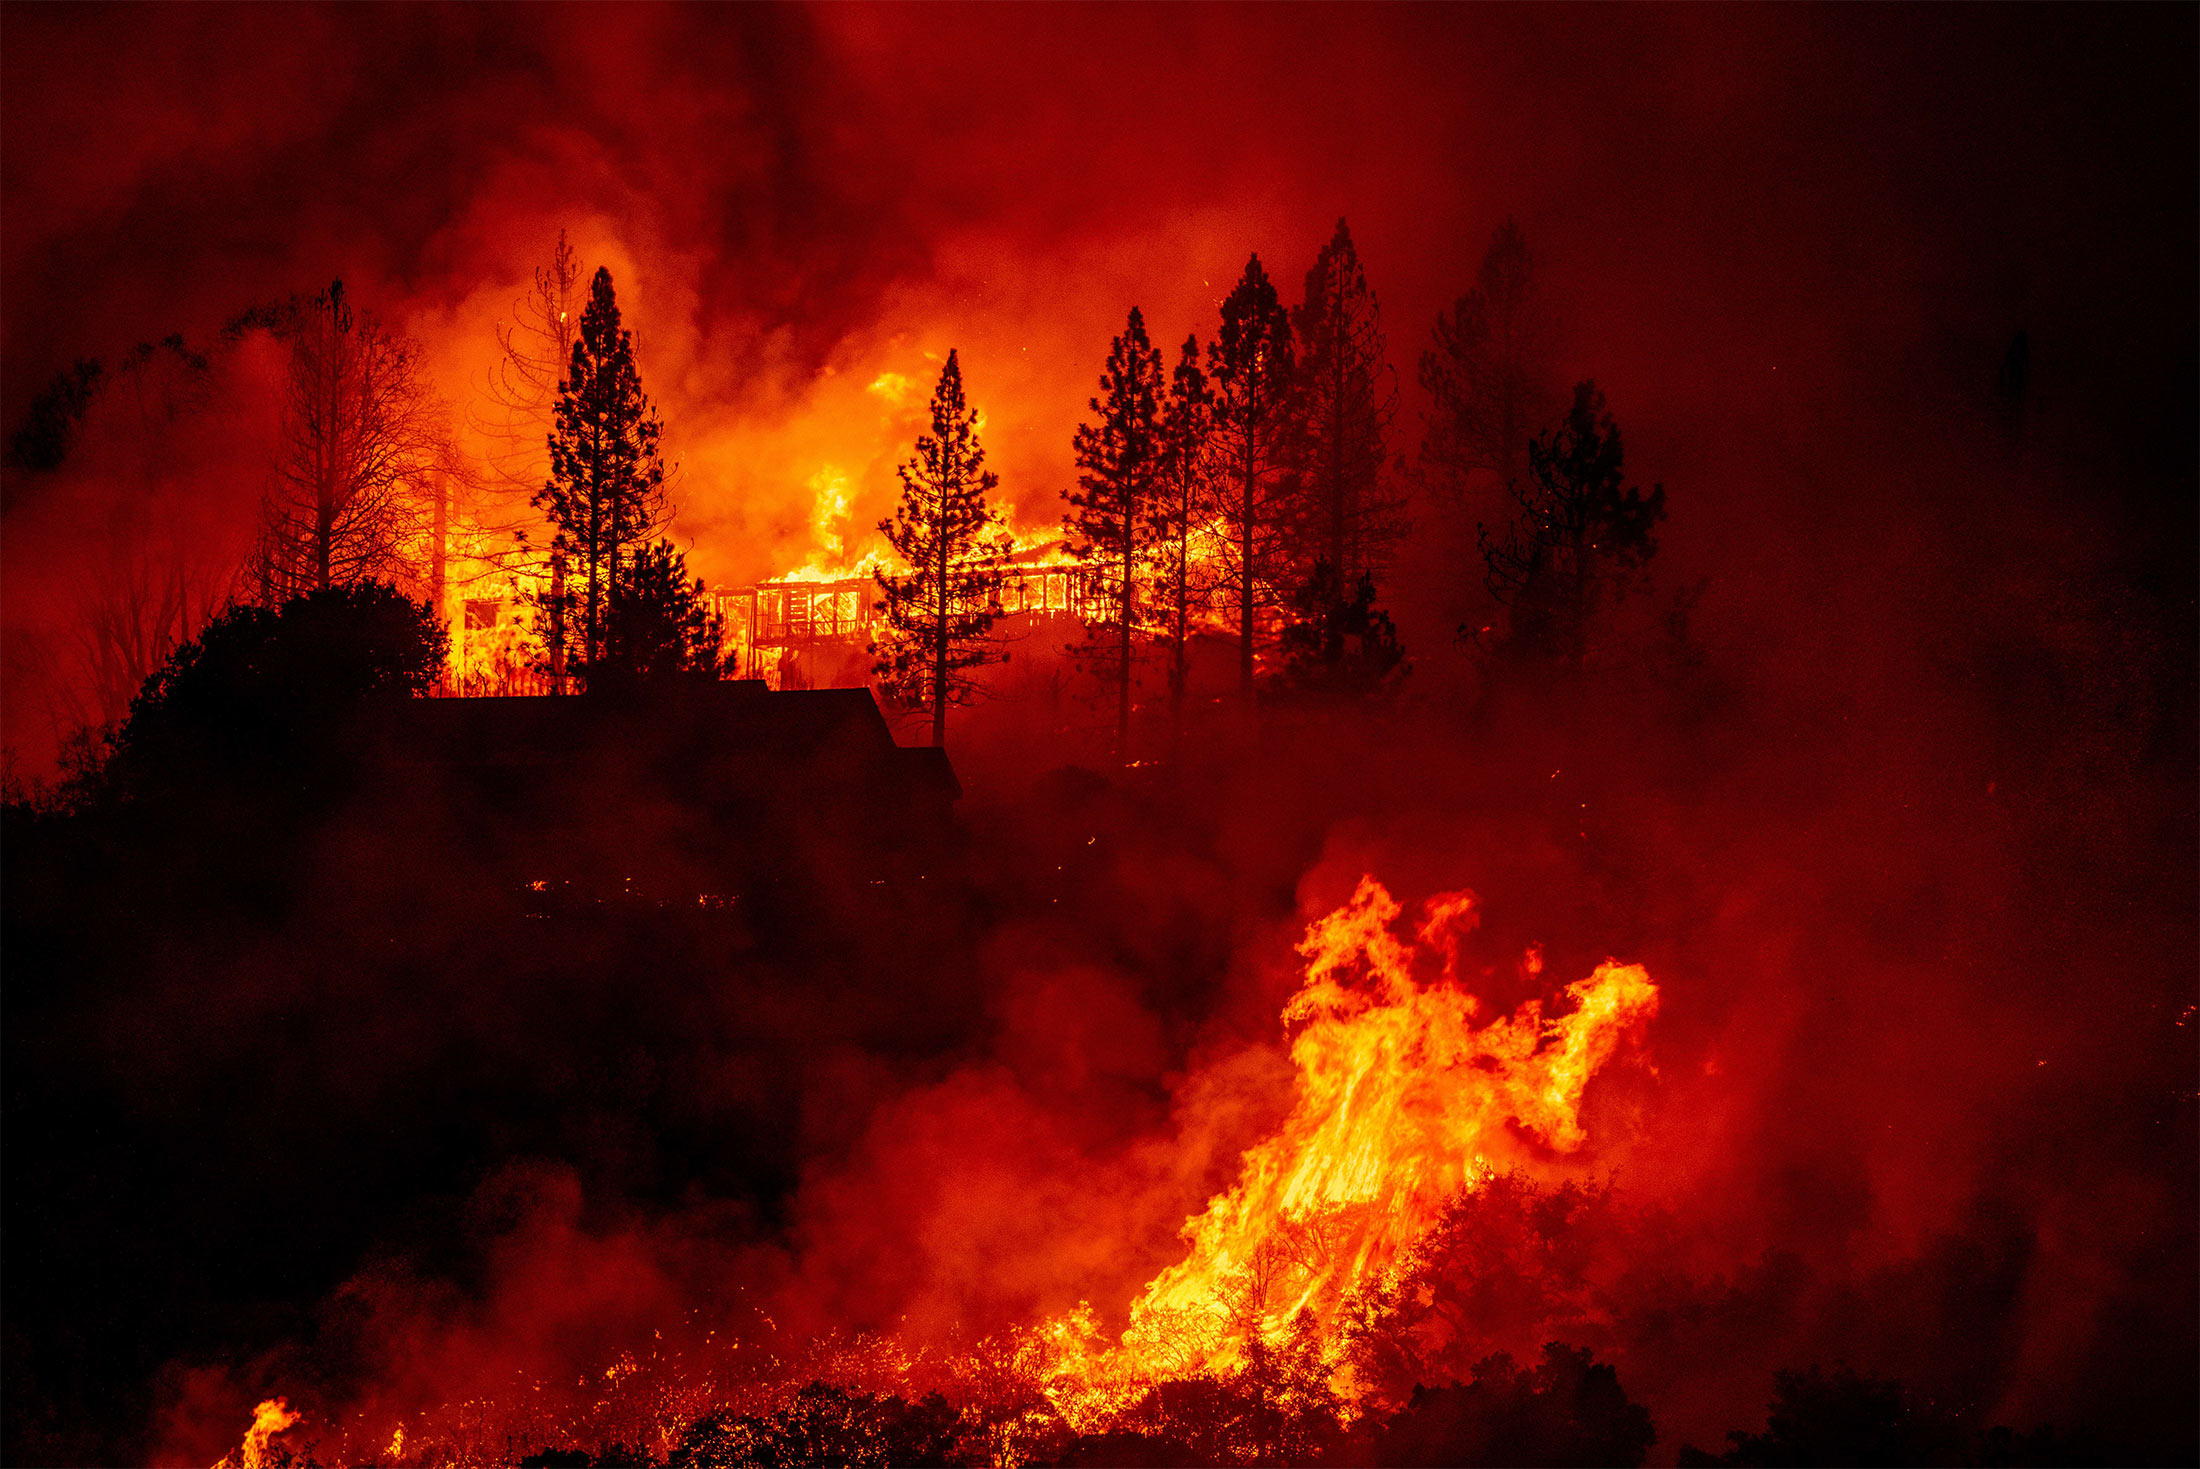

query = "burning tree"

[
  {"left": 871, "top": 350, "right": 1007, "bottom": 748},
  {"left": 1478, "top": 380, "right": 1666, "bottom": 672},
  {"left": 1421, "top": 218, "right": 1558, "bottom": 502},
  {"left": 532, "top": 266, "right": 670, "bottom": 683},
  {"left": 251, "top": 280, "right": 444, "bottom": 601},
  {"left": 1204, "top": 255, "right": 1299, "bottom": 704},
  {"left": 1067, "top": 306, "right": 1165, "bottom": 764},
  {"left": 1149, "top": 333, "right": 1215, "bottom": 738}
]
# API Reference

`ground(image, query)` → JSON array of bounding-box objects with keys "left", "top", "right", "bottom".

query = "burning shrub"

[
  {"left": 1341, "top": 1174, "right": 1631, "bottom": 1408},
  {"left": 666, "top": 1383, "right": 962, "bottom": 1468}
]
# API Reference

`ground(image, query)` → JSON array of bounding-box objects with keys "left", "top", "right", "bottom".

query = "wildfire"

[
  {"left": 206, "top": 875, "right": 1657, "bottom": 1464},
  {"left": 211, "top": 1397, "right": 301, "bottom": 1469},
  {"left": 1038, "top": 875, "right": 1657, "bottom": 1424}
]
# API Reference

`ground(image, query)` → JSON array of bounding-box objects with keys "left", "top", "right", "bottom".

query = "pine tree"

[
  {"left": 1205, "top": 255, "right": 1298, "bottom": 704},
  {"left": 1148, "top": 333, "right": 1214, "bottom": 737},
  {"left": 601, "top": 539, "right": 727, "bottom": 683},
  {"left": 533, "top": 266, "right": 668, "bottom": 684},
  {"left": 1286, "top": 219, "right": 1407, "bottom": 691},
  {"left": 1291, "top": 218, "right": 1405, "bottom": 589},
  {"left": 1479, "top": 381, "right": 1665, "bottom": 673},
  {"left": 1422, "top": 219, "right": 1555, "bottom": 500},
  {"left": 1067, "top": 306, "right": 1165, "bottom": 764},
  {"left": 253, "top": 280, "right": 442, "bottom": 601},
  {"left": 872, "top": 351, "right": 1007, "bottom": 748}
]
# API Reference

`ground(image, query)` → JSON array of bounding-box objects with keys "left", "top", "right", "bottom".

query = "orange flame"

[
  {"left": 1042, "top": 875, "right": 1657, "bottom": 1422},
  {"left": 211, "top": 1397, "right": 301, "bottom": 1469}
]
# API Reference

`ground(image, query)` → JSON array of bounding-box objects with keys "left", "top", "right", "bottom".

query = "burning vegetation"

[{"left": 201, "top": 874, "right": 1662, "bottom": 1468}]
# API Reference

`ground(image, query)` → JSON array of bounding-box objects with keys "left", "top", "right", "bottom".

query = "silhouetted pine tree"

[
  {"left": 1479, "top": 381, "right": 1665, "bottom": 673},
  {"left": 1422, "top": 219, "right": 1556, "bottom": 500},
  {"left": 533, "top": 266, "right": 668, "bottom": 683},
  {"left": 1285, "top": 218, "right": 1407, "bottom": 691},
  {"left": 1291, "top": 218, "right": 1405, "bottom": 587},
  {"left": 872, "top": 350, "right": 1006, "bottom": 748},
  {"left": 1067, "top": 306, "right": 1165, "bottom": 764},
  {"left": 1205, "top": 255, "right": 1298, "bottom": 704},
  {"left": 600, "top": 539, "right": 726, "bottom": 683},
  {"left": 1148, "top": 333, "right": 1214, "bottom": 738}
]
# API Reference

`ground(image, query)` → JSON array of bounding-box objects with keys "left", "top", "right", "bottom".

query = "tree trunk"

[
  {"left": 1238, "top": 434, "right": 1256, "bottom": 704},
  {"left": 1118, "top": 509, "right": 1134, "bottom": 765},
  {"left": 932, "top": 503, "right": 949, "bottom": 748}
]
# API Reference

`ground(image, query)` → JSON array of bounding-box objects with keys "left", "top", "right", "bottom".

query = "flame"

[
  {"left": 201, "top": 875, "right": 1656, "bottom": 1461},
  {"left": 211, "top": 1397, "right": 301, "bottom": 1469},
  {"left": 1043, "top": 875, "right": 1657, "bottom": 1420}
]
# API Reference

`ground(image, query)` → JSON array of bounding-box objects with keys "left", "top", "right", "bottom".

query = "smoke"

[{"left": 2, "top": 4, "right": 2192, "bottom": 1465}]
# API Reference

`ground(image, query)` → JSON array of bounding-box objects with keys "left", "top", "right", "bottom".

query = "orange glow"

[
  {"left": 1032, "top": 874, "right": 1658, "bottom": 1426},
  {"left": 210, "top": 1397, "right": 300, "bottom": 1469}
]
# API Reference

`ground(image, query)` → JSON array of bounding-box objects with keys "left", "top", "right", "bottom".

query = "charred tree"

[
  {"left": 1068, "top": 306, "right": 1165, "bottom": 764},
  {"left": 1421, "top": 219, "right": 1556, "bottom": 503},
  {"left": 1148, "top": 333, "right": 1214, "bottom": 740},
  {"left": 1478, "top": 381, "right": 1665, "bottom": 673},
  {"left": 872, "top": 350, "right": 1007, "bottom": 748},
  {"left": 252, "top": 280, "right": 442, "bottom": 601},
  {"left": 533, "top": 267, "right": 668, "bottom": 684},
  {"left": 1205, "top": 255, "right": 1298, "bottom": 704}
]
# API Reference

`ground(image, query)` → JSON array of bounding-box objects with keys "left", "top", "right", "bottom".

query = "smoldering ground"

[{"left": 2, "top": 4, "right": 2192, "bottom": 1465}]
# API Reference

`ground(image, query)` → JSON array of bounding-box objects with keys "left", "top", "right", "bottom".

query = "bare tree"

[{"left": 252, "top": 280, "right": 443, "bottom": 601}]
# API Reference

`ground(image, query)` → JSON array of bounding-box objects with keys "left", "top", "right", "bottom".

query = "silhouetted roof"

[{"left": 364, "top": 680, "right": 958, "bottom": 892}]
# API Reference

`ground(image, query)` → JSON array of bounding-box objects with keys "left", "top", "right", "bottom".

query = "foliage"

[
  {"left": 1477, "top": 381, "right": 1665, "bottom": 671},
  {"left": 1342, "top": 1174, "right": 1626, "bottom": 1408},
  {"left": 1204, "top": 254, "right": 1300, "bottom": 701},
  {"left": 1067, "top": 306, "right": 1165, "bottom": 761},
  {"left": 531, "top": 266, "right": 669, "bottom": 681},
  {"left": 6, "top": 356, "right": 106, "bottom": 472},
  {"left": 1291, "top": 218, "right": 1405, "bottom": 589},
  {"left": 872, "top": 350, "right": 1008, "bottom": 747},
  {"left": 1421, "top": 218, "right": 1556, "bottom": 498},
  {"left": 1275, "top": 559, "right": 1407, "bottom": 699},
  {"left": 104, "top": 582, "right": 444, "bottom": 798},
  {"left": 667, "top": 1384, "right": 963, "bottom": 1469},
  {"left": 1370, "top": 1342, "right": 1656, "bottom": 1468},
  {"left": 599, "top": 538, "right": 728, "bottom": 684}
]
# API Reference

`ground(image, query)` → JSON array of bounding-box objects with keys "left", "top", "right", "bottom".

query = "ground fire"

[{"left": 208, "top": 874, "right": 1660, "bottom": 1467}]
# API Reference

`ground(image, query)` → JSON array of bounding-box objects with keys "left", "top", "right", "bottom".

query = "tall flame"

[
  {"left": 1047, "top": 875, "right": 1657, "bottom": 1418},
  {"left": 211, "top": 1397, "right": 301, "bottom": 1469}
]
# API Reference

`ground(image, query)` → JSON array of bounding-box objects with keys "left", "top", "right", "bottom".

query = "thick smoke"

[{"left": 2, "top": 5, "right": 2192, "bottom": 1466}]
